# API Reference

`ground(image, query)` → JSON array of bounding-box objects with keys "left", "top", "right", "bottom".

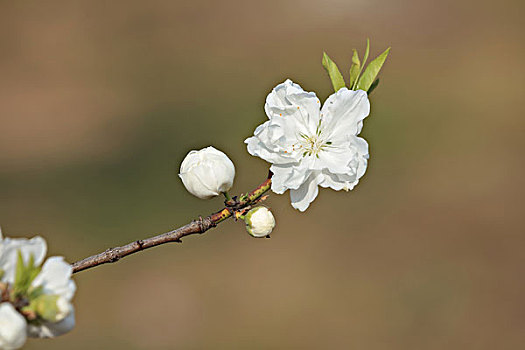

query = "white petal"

[
  {"left": 290, "top": 172, "right": 323, "bottom": 211},
  {"left": 319, "top": 171, "right": 354, "bottom": 191},
  {"left": 319, "top": 136, "right": 369, "bottom": 191},
  {"left": 0, "top": 303, "right": 27, "bottom": 350},
  {"left": 27, "top": 308, "right": 75, "bottom": 338},
  {"left": 264, "top": 79, "right": 321, "bottom": 135},
  {"left": 31, "top": 257, "right": 76, "bottom": 301},
  {"left": 321, "top": 88, "right": 370, "bottom": 139},
  {"left": 245, "top": 135, "right": 285, "bottom": 164},
  {"left": 265, "top": 79, "right": 312, "bottom": 117},
  {"left": 0, "top": 236, "right": 47, "bottom": 284},
  {"left": 179, "top": 171, "right": 217, "bottom": 199},
  {"left": 55, "top": 297, "right": 73, "bottom": 322},
  {"left": 208, "top": 154, "right": 235, "bottom": 193},
  {"left": 245, "top": 122, "right": 298, "bottom": 165},
  {"left": 270, "top": 162, "right": 312, "bottom": 193},
  {"left": 311, "top": 146, "right": 354, "bottom": 174},
  {"left": 179, "top": 150, "right": 200, "bottom": 173},
  {"left": 192, "top": 162, "right": 221, "bottom": 194}
]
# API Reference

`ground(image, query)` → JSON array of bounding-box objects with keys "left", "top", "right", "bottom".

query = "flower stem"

[{"left": 223, "top": 192, "right": 232, "bottom": 201}]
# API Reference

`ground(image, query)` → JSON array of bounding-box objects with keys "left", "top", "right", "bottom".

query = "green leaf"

[
  {"left": 367, "top": 78, "right": 380, "bottom": 95},
  {"left": 349, "top": 50, "right": 361, "bottom": 89},
  {"left": 12, "top": 250, "right": 42, "bottom": 298},
  {"left": 322, "top": 52, "right": 346, "bottom": 92},
  {"left": 361, "top": 38, "right": 370, "bottom": 71},
  {"left": 357, "top": 47, "right": 390, "bottom": 91},
  {"left": 14, "top": 250, "right": 24, "bottom": 289},
  {"left": 28, "top": 285, "right": 45, "bottom": 300},
  {"left": 350, "top": 38, "right": 370, "bottom": 90}
]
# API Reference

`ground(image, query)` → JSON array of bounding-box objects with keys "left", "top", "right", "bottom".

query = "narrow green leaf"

[
  {"left": 14, "top": 250, "right": 24, "bottom": 287},
  {"left": 12, "top": 251, "right": 42, "bottom": 298},
  {"left": 351, "top": 39, "right": 370, "bottom": 89},
  {"left": 322, "top": 52, "right": 346, "bottom": 92},
  {"left": 361, "top": 38, "right": 370, "bottom": 71},
  {"left": 357, "top": 47, "right": 390, "bottom": 91},
  {"left": 28, "top": 265, "right": 41, "bottom": 286},
  {"left": 28, "top": 285, "right": 45, "bottom": 300},
  {"left": 367, "top": 78, "right": 380, "bottom": 95},
  {"left": 348, "top": 50, "right": 361, "bottom": 89}
]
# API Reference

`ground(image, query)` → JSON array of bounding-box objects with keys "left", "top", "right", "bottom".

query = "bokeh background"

[{"left": 1, "top": 0, "right": 524, "bottom": 349}]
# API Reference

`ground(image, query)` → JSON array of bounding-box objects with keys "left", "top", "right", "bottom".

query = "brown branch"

[{"left": 71, "top": 173, "right": 272, "bottom": 274}]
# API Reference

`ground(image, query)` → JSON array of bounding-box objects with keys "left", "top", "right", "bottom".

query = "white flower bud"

[
  {"left": 244, "top": 207, "right": 275, "bottom": 237},
  {"left": 179, "top": 146, "right": 235, "bottom": 199},
  {"left": 0, "top": 303, "right": 27, "bottom": 350}
]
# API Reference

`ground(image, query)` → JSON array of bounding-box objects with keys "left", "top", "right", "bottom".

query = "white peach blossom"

[
  {"left": 0, "top": 230, "right": 76, "bottom": 341},
  {"left": 245, "top": 79, "right": 370, "bottom": 211}
]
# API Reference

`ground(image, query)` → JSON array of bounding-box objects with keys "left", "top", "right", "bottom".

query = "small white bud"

[
  {"left": 0, "top": 303, "right": 27, "bottom": 350},
  {"left": 244, "top": 207, "right": 275, "bottom": 237},
  {"left": 179, "top": 146, "right": 235, "bottom": 199}
]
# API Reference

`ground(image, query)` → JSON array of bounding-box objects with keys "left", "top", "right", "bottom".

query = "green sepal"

[
  {"left": 244, "top": 208, "right": 255, "bottom": 227},
  {"left": 0, "top": 268, "right": 4, "bottom": 280},
  {"left": 357, "top": 47, "right": 390, "bottom": 91},
  {"left": 322, "top": 52, "right": 346, "bottom": 92}
]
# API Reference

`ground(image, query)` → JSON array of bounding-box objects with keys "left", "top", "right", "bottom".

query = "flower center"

[
  {"left": 292, "top": 131, "right": 332, "bottom": 158},
  {"left": 300, "top": 135, "right": 324, "bottom": 157}
]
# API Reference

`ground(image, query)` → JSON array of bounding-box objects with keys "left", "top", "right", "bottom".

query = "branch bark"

[{"left": 71, "top": 174, "right": 272, "bottom": 274}]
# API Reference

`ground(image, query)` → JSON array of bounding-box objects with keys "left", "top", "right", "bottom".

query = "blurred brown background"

[{"left": 1, "top": 0, "right": 523, "bottom": 349}]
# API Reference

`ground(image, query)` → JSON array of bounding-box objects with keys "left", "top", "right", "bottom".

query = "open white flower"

[
  {"left": 0, "top": 230, "right": 76, "bottom": 340},
  {"left": 245, "top": 79, "right": 370, "bottom": 211},
  {"left": 0, "top": 303, "right": 27, "bottom": 350}
]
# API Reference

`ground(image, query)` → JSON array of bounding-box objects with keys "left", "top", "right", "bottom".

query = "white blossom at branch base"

[
  {"left": 179, "top": 146, "right": 236, "bottom": 199},
  {"left": 0, "top": 303, "right": 27, "bottom": 350},
  {"left": 28, "top": 257, "right": 76, "bottom": 338},
  {"left": 245, "top": 207, "right": 275, "bottom": 237},
  {"left": 0, "top": 230, "right": 76, "bottom": 340},
  {"left": 245, "top": 79, "right": 370, "bottom": 211}
]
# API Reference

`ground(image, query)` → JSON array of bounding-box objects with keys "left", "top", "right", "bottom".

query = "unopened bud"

[
  {"left": 32, "top": 295, "right": 72, "bottom": 323},
  {"left": 244, "top": 207, "right": 275, "bottom": 238},
  {"left": 179, "top": 146, "right": 236, "bottom": 199}
]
